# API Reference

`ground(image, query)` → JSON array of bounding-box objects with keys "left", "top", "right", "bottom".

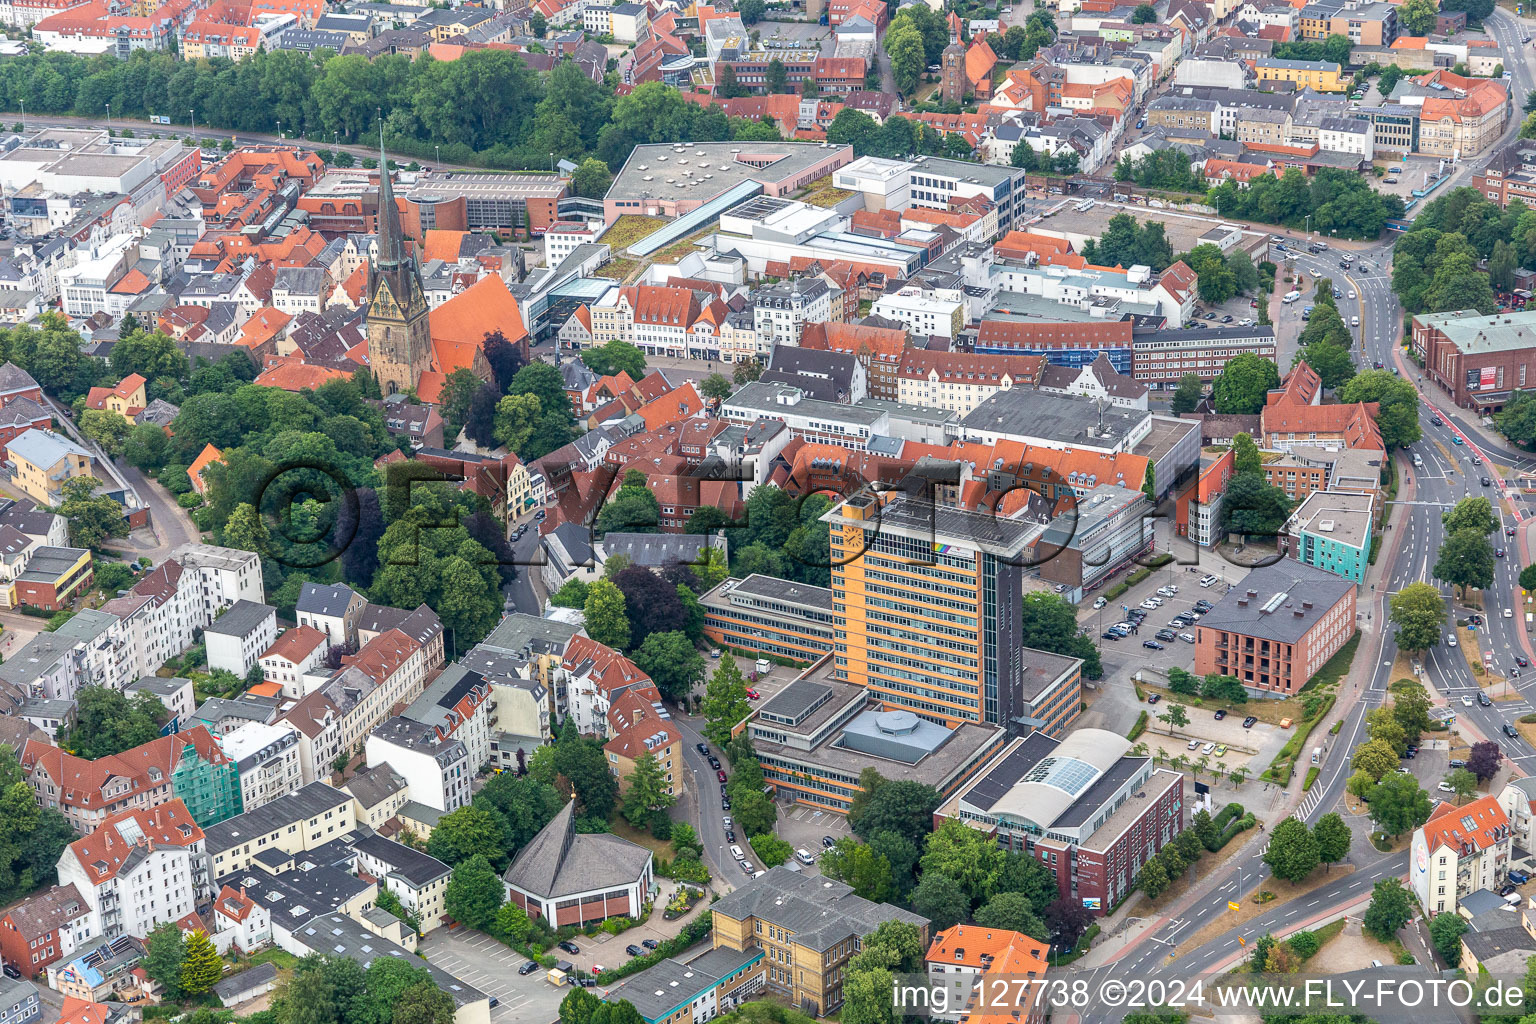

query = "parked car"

[
  {"left": 717, "top": 769, "right": 727, "bottom": 782},
  {"left": 740, "top": 860, "right": 756, "bottom": 875},
  {"left": 519, "top": 961, "right": 539, "bottom": 976},
  {"left": 1147, "top": 692, "right": 1161, "bottom": 704},
  {"left": 696, "top": 743, "right": 709, "bottom": 755},
  {"left": 1179, "top": 633, "right": 1196, "bottom": 643},
  {"left": 1093, "top": 596, "right": 1107, "bottom": 609},
  {"left": 642, "top": 939, "right": 660, "bottom": 949},
  {"left": 1143, "top": 640, "right": 1165, "bottom": 650},
  {"left": 1214, "top": 709, "right": 1227, "bottom": 721},
  {"left": 1243, "top": 716, "right": 1258, "bottom": 728},
  {"left": 626, "top": 945, "right": 646, "bottom": 957},
  {"left": 1155, "top": 629, "right": 1177, "bottom": 641},
  {"left": 822, "top": 835, "right": 837, "bottom": 848},
  {"left": 559, "top": 941, "right": 581, "bottom": 955},
  {"left": 1187, "top": 738, "right": 1200, "bottom": 750},
  {"left": 1201, "top": 742, "right": 1215, "bottom": 755}
]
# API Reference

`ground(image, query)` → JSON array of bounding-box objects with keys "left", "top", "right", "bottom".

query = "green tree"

[
  {"left": 1499, "top": 391, "right": 1536, "bottom": 447},
  {"left": 701, "top": 655, "right": 752, "bottom": 745},
  {"left": 621, "top": 752, "right": 675, "bottom": 826},
  {"left": 555, "top": 733, "right": 620, "bottom": 819},
  {"left": 570, "top": 158, "right": 613, "bottom": 199},
  {"left": 395, "top": 982, "right": 456, "bottom": 1024},
  {"left": 1297, "top": 340, "right": 1356, "bottom": 391},
  {"left": 700, "top": 373, "right": 734, "bottom": 401},
  {"left": 583, "top": 579, "right": 630, "bottom": 649},
  {"left": 560, "top": 988, "right": 602, "bottom": 1024},
  {"left": 973, "top": 891, "right": 1049, "bottom": 939},
  {"left": 1131, "top": 2, "right": 1157, "bottom": 20},
  {"left": 143, "top": 922, "right": 187, "bottom": 1000},
  {"left": 821, "top": 836, "right": 893, "bottom": 902},
  {"left": 1363, "top": 877, "right": 1414, "bottom": 940},
  {"left": 1443, "top": 495, "right": 1499, "bottom": 535},
  {"left": 1445, "top": 767, "right": 1479, "bottom": 803},
  {"left": 1366, "top": 771, "right": 1433, "bottom": 837},
  {"left": 494, "top": 901, "right": 532, "bottom": 942},
  {"left": 1181, "top": 244, "right": 1238, "bottom": 304},
  {"left": 1429, "top": 911, "right": 1467, "bottom": 967},
  {"left": 920, "top": 818, "right": 1005, "bottom": 909},
  {"left": 1212, "top": 353, "right": 1281, "bottom": 414},
  {"left": 1171, "top": 373, "right": 1204, "bottom": 415},
  {"left": 1221, "top": 472, "right": 1292, "bottom": 538},
  {"left": 749, "top": 832, "right": 794, "bottom": 866},
  {"left": 1339, "top": 370, "right": 1421, "bottom": 448},
  {"left": 1367, "top": 706, "right": 1408, "bottom": 756},
  {"left": 1391, "top": 681, "right": 1433, "bottom": 745},
  {"left": 1020, "top": 590, "right": 1103, "bottom": 679},
  {"left": 885, "top": 23, "right": 926, "bottom": 95},
  {"left": 581, "top": 339, "right": 647, "bottom": 379},
  {"left": 79, "top": 409, "right": 131, "bottom": 457},
  {"left": 1314, "top": 812, "right": 1352, "bottom": 872},
  {"left": 765, "top": 58, "right": 788, "bottom": 93},
  {"left": 1232, "top": 432, "right": 1261, "bottom": 475},
  {"left": 1352, "top": 737, "right": 1401, "bottom": 781},
  {"left": 66, "top": 686, "right": 167, "bottom": 758},
  {"left": 444, "top": 854, "right": 506, "bottom": 931},
  {"left": 632, "top": 631, "right": 705, "bottom": 703},
  {"left": 1398, "top": 0, "right": 1438, "bottom": 32},
  {"left": 1158, "top": 703, "right": 1190, "bottom": 735},
  {"left": 1263, "top": 816, "right": 1320, "bottom": 882},
  {"left": 56, "top": 476, "right": 128, "bottom": 549},
  {"left": 909, "top": 870, "right": 969, "bottom": 930},
  {"left": 850, "top": 780, "right": 941, "bottom": 847},
  {"left": 1434, "top": 527, "right": 1496, "bottom": 593},
  {"left": 426, "top": 805, "right": 513, "bottom": 868},
  {"left": 179, "top": 929, "right": 223, "bottom": 995},
  {"left": 1390, "top": 582, "right": 1445, "bottom": 652},
  {"left": 1137, "top": 858, "right": 1171, "bottom": 899}
]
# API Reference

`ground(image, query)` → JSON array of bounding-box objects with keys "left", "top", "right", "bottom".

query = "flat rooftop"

[
  {"left": 1415, "top": 309, "right": 1536, "bottom": 355},
  {"left": 1133, "top": 415, "right": 1200, "bottom": 463},
  {"left": 1287, "top": 490, "right": 1375, "bottom": 548},
  {"left": 409, "top": 170, "right": 566, "bottom": 202},
  {"left": 959, "top": 389, "right": 1150, "bottom": 449},
  {"left": 608, "top": 142, "right": 848, "bottom": 203},
  {"left": 823, "top": 492, "right": 1046, "bottom": 558}
]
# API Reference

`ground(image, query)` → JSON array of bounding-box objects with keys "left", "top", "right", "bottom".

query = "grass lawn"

[
  {"left": 594, "top": 257, "right": 641, "bottom": 282},
  {"left": 607, "top": 817, "right": 677, "bottom": 860},
  {"left": 239, "top": 947, "right": 300, "bottom": 970},
  {"left": 600, "top": 215, "right": 668, "bottom": 251},
  {"left": 1300, "top": 630, "right": 1361, "bottom": 692},
  {"left": 798, "top": 175, "right": 855, "bottom": 208}
]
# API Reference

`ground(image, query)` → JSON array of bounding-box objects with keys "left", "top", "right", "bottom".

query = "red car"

[
  {"left": 716, "top": 769, "right": 727, "bottom": 782},
  {"left": 745, "top": 688, "right": 760, "bottom": 700}
]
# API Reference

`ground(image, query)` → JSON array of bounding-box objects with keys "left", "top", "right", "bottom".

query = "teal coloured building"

[{"left": 1286, "top": 491, "right": 1375, "bottom": 585}]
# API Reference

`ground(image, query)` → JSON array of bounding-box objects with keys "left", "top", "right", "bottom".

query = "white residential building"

[
  {"left": 365, "top": 717, "right": 472, "bottom": 813},
  {"left": 258, "top": 625, "right": 329, "bottom": 699},
  {"left": 872, "top": 288, "right": 965, "bottom": 339},
  {"left": 295, "top": 581, "right": 367, "bottom": 650},
  {"left": 203, "top": 600, "right": 278, "bottom": 677},
  {"left": 203, "top": 782, "right": 356, "bottom": 878},
  {"left": 1410, "top": 795, "right": 1513, "bottom": 917},
  {"left": 220, "top": 720, "right": 305, "bottom": 810},
  {"left": 54, "top": 800, "right": 211, "bottom": 941},
  {"left": 751, "top": 279, "right": 832, "bottom": 354}
]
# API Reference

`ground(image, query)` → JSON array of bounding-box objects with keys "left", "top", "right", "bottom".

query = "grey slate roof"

[
  {"left": 297, "top": 581, "right": 362, "bottom": 618},
  {"left": 0, "top": 362, "right": 38, "bottom": 396},
  {"left": 205, "top": 599, "right": 275, "bottom": 638},
  {"left": 502, "top": 801, "right": 653, "bottom": 899},
  {"left": 344, "top": 763, "right": 407, "bottom": 810},
  {"left": 600, "top": 532, "right": 718, "bottom": 568},
  {"left": 204, "top": 782, "right": 350, "bottom": 857},
  {"left": 351, "top": 832, "right": 449, "bottom": 887},
  {"left": 1196, "top": 560, "right": 1356, "bottom": 643},
  {"left": 712, "top": 866, "right": 928, "bottom": 951}
]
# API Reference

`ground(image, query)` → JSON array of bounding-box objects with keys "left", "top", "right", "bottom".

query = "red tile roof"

[
  {"left": 1420, "top": 795, "right": 1510, "bottom": 856},
  {"left": 63, "top": 799, "right": 205, "bottom": 883}
]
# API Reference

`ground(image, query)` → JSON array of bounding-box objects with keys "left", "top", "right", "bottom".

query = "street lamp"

[
  {"left": 189, "top": 109, "right": 195, "bottom": 134},
  {"left": 435, "top": 144, "right": 440, "bottom": 167},
  {"left": 104, "top": 102, "right": 109, "bottom": 131},
  {"left": 276, "top": 120, "right": 282, "bottom": 141}
]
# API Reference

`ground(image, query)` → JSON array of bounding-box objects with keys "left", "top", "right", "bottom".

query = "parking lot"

[
  {"left": 775, "top": 805, "right": 853, "bottom": 870},
  {"left": 420, "top": 928, "right": 564, "bottom": 1024}
]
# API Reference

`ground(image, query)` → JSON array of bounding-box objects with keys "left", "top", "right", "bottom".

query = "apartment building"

[
  {"left": 220, "top": 720, "right": 305, "bottom": 811},
  {"left": 752, "top": 279, "right": 832, "bottom": 354},
  {"left": 365, "top": 717, "right": 472, "bottom": 814},
  {"left": 825, "top": 492, "right": 1082, "bottom": 735},
  {"left": 1255, "top": 58, "right": 1347, "bottom": 92},
  {"left": 22, "top": 727, "right": 240, "bottom": 833},
  {"left": 1284, "top": 490, "right": 1375, "bottom": 584},
  {"left": 54, "top": 800, "right": 211, "bottom": 941},
  {"left": 347, "top": 833, "right": 451, "bottom": 934},
  {"left": 202, "top": 781, "right": 356, "bottom": 877},
  {"left": 295, "top": 581, "right": 367, "bottom": 650},
  {"left": 5, "top": 429, "right": 91, "bottom": 506},
  {"left": 258, "top": 625, "right": 328, "bottom": 698},
  {"left": 1412, "top": 796, "right": 1514, "bottom": 916},
  {"left": 604, "top": 690, "right": 681, "bottom": 800},
  {"left": 0, "top": 884, "right": 93, "bottom": 976},
  {"left": 711, "top": 867, "right": 929, "bottom": 1015},
  {"left": 204, "top": 600, "right": 278, "bottom": 677},
  {"left": 925, "top": 926, "right": 1050, "bottom": 1022},
  {"left": 282, "top": 628, "right": 426, "bottom": 782},
  {"left": 1194, "top": 560, "right": 1357, "bottom": 695}
]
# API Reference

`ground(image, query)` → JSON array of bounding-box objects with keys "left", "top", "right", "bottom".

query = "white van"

[
  {"left": 1283, "top": 290, "right": 1301, "bottom": 303},
  {"left": 795, "top": 848, "right": 816, "bottom": 865},
  {"left": 754, "top": 658, "right": 771, "bottom": 675}
]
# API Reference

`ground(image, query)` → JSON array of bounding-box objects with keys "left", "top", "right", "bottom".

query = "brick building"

[
  {"left": 938, "top": 728, "right": 1185, "bottom": 914},
  {"left": 1413, "top": 308, "right": 1536, "bottom": 412},
  {"left": 1194, "top": 560, "right": 1357, "bottom": 695},
  {"left": 501, "top": 801, "right": 653, "bottom": 926}
]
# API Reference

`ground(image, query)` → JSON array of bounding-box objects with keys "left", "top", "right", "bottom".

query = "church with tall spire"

[{"left": 365, "top": 131, "right": 432, "bottom": 397}]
